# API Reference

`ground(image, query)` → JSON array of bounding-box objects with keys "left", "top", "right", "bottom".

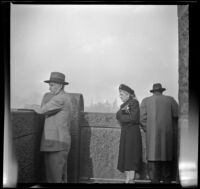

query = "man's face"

[{"left": 49, "top": 82, "right": 62, "bottom": 94}]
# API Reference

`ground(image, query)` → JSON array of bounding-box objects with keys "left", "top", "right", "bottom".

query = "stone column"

[
  {"left": 177, "top": 5, "right": 198, "bottom": 187},
  {"left": 177, "top": 5, "right": 189, "bottom": 144},
  {"left": 177, "top": 5, "right": 189, "bottom": 183},
  {"left": 178, "top": 5, "right": 189, "bottom": 120},
  {"left": 67, "top": 93, "right": 84, "bottom": 183}
]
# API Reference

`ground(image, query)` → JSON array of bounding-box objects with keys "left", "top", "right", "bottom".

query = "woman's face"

[
  {"left": 49, "top": 82, "right": 62, "bottom": 94},
  {"left": 119, "top": 90, "right": 130, "bottom": 103}
]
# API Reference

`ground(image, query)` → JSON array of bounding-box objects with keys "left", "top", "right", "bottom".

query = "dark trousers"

[
  {"left": 148, "top": 161, "right": 172, "bottom": 183},
  {"left": 44, "top": 150, "right": 69, "bottom": 183}
]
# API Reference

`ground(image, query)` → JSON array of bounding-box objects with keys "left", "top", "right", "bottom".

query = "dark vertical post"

[
  {"left": 67, "top": 93, "right": 84, "bottom": 183},
  {"left": 177, "top": 5, "right": 189, "bottom": 184},
  {"left": 2, "top": 2, "right": 18, "bottom": 187}
]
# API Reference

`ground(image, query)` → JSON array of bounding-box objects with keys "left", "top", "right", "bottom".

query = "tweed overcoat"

[
  {"left": 140, "top": 94, "right": 178, "bottom": 161},
  {"left": 40, "top": 90, "right": 72, "bottom": 151}
]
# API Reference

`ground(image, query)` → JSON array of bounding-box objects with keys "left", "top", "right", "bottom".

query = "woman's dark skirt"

[{"left": 117, "top": 124, "right": 142, "bottom": 172}]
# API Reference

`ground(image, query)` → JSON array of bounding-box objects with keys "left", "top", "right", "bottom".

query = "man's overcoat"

[
  {"left": 39, "top": 90, "right": 72, "bottom": 151},
  {"left": 140, "top": 94, "right": 178, "bottom": 161}
]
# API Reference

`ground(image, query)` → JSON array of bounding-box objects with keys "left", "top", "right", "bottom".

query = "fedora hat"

[
  {"left": 150, "top": 83, "right": 166, "bottom": 93},
  {"left": 44, "top": 72, "right": 69, "bottom": 85}
]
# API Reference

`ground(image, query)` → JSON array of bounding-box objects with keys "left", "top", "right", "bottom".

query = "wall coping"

[{"left": 81, "top": 112, "right": 120, "bottom": 128}]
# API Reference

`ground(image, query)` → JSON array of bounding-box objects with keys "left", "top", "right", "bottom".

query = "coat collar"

[
  {"left": 120, "top": 96, "right": 133, "bottom": 109},
  {"left": 53, "top": 89, "right": 65, "bottom": 96}
]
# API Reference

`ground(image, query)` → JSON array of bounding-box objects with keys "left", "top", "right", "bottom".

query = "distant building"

[
  {"left": 85, "top": 99, "right": 119, "bottom": 113},
  {"left": 24, "top": 104, "right": 40, "bottom": 110}
]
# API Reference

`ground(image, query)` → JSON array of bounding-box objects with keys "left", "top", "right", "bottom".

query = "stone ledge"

[
  {"left": 81, "top": 112, "right": 120, "bottom": 128},
  {"left": 11, "top": 110, "right": 44, "bottom": 139}
]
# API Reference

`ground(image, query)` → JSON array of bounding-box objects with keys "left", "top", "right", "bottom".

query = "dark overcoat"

[
  {"left": 116, "top": 97, "right": 142, "bottom": 172},
  {"left": 140, "top": 94, "right": 178, "bottom": 161}
]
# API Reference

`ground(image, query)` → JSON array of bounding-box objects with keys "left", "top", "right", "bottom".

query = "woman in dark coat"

[{"left": 116, "top": 84, "right": 142, "bottom": 183}]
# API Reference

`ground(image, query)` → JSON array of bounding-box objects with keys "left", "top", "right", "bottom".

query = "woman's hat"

[
  {"left": 119, "top": 84, "right": 135, "bottom": 95},
  {"left": 150, "top": 83, "right": 166, "bottom": 93},
  {"left": 44, "top": 72, "right": 69, "bottom": 85}
]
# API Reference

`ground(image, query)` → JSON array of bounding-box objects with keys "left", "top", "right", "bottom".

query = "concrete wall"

[
  {"left": 177, "top": 5, "right": 198, "bottom": 186},
  {"left": 11, "top": 93, "right": 83, "bottom": 183},
  {"left": 176, "top": 5, "right": 189, "bottom": 183},
  {"left": 177, "top": 4, "right": 189, "bottom": 166},
  {"left": 79, "top": 112, "right": 148, "bottom": 183},
  {"left": 178, "top": 5, "right": 189, "bottom": 120},
  {"left": 11, "top": 111, "right": 45, "bottom": 183},
  {"left": 12, "top": 110, "right": 179, "bottom": 183},
  {"left": 11, "top": 110, "right": 148, "bottom": 183}
]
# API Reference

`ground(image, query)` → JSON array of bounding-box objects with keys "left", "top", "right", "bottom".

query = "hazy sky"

[{"left": 11, "top": 4, "right": 178, "bottom": 109}]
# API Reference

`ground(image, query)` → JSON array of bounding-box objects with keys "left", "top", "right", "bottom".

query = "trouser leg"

[
  {"left": 161, "top": 161, "right": 172, "bottom": 183},
  {"left": 61, "top": 146, "right": 70, "bottom": 183},
  {"left": 148, "top": 161, "right": 161, "bottom": 183},
  {"left": 44, "top": 150, "right": 68, "bottom": 183}
]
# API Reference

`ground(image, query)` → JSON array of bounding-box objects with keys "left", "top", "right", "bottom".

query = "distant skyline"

[{"left": 11, "top": 5, "right": 178, "bottom": 109}]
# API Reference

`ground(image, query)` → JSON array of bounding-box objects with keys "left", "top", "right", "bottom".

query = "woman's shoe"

[{"left": 128, "top": 179, "right": 136, "bottom": 184}]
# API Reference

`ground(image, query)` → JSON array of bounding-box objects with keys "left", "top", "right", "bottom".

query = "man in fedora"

[
  {"left": 140, "top": 83, "right": 178, "bottom": 184},
  {"left": 33, "top": 72, "right": 72, "bottom": 183}
]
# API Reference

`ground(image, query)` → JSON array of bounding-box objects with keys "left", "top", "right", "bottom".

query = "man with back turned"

[{"left": 140, "top": 83, "right": 178, "bottom": 184}]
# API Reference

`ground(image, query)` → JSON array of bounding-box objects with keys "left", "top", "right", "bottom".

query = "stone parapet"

[
  {"left": 11, "top": 93, "right": 83, "bottom": 183},
  {"left": 79, "top": 112, "right": 148, "bottom": 183},
  {"left": 11, "top": 110, "right": 45, "bottom": 183},
  {"left": 81, "top": 112, "right": 120, "bottom": 128}
]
